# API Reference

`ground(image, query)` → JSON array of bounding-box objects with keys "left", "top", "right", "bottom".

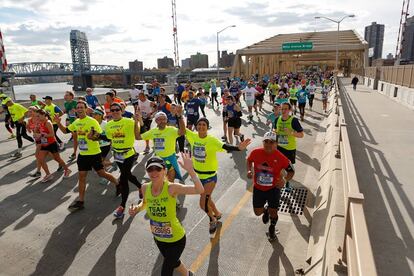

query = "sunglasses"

[
  {"left": 146, "top": 166, "right": 163, "bottom": 172},
  {"left": 263, "top": 140, "right": 275, "bottom": 144},
  {"left": 110, "top": 108, "right": 121, "bottom": 112}
]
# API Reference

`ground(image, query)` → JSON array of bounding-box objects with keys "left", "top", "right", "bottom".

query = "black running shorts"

[
  {"left": 77, "top": 153, "right": 104, "bottom": 171},
  {"left": 253, "top": 187, "right": 281, "bottom": 209}
]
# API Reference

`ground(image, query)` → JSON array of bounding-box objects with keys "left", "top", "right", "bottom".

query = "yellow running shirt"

[
  {"left": 141, "top": 126, "right": 179, "bottom": 158},
  {"left": 68, "top": 116, "right": 102, "bottom": 155},
  {"left": 8, "top": 103, "right": 28, "bottom": 122},
  {"left": 105, "top": 117, "right": 136, "bottom": 160},
  {"left": 185, "top": 129, "right": 225, "bottom": 179}
]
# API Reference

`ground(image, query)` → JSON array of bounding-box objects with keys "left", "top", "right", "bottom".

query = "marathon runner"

[
  {"left": 100, "top": 102, "right": 143, "bottom": 219},
  {"left": 246, "top": 131, "right": 294, "bottom": 241},
  {"left": 0, "top": 93, "right": 16, "bottom": 139},
  {"left": 321, "top": 84, "right": 330, "bottom": 113},
  {"left": 296, "top": 86, "right": 309, "bottom": 121},
  {"left": 129, "top": 154, "right": 202, "bottom": 276},
  {"left": 224, "top": 95, "right": 245, "bottom": 145},
  {"left": 35, "top": 109, "right": 71, "bottom": 182},
  {"left": 288, "top": 83, "right": 298, "bottom": 115},
  {"left": 185, "top": 91, "right": 202, "bottom": 130},
  {"left": 138, "top": 108, "right": 185, "bottom": 182},
  {"left": 275, "top": 102, "right": 304, "bottom": 191},
  {"left": 3, "top": 97, "right": 35, "bottom": 158},
  {"left": 54, "top": 101, "right": 119, "bottom": 212},
  {"left": 186, "top": 117, "right": 251, "bottom": 234},
  {"left": 138, "top": 91, "right": 156, "bottom": 153},
  {"left": 306, "top": 80, "right": 317, "bottom": 110},
  {"left": 43, "top": 96, "right": 64, "bottom": 151}
]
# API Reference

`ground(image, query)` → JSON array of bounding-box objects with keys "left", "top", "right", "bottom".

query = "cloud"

[
  {"left": 183, "top": 35, "right": 238, "bottom": 46},
  {"left": 5, "top": 23, "right": 122, "bottom": 46},
  {"left": 0, "top": 7, "right": 37, "bottom": 23}
]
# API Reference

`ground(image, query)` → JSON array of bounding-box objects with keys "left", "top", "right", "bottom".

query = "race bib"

[
  {"left": 150, "top": 220, "right": 173, "bottom": 238},
  {"left": 69, "top": 110, "right": 76, "bottom": 118},
  {"left": 154, "top": 138, "right": 165, "bottom": 151},
  {"left": 193, "top": 146, "right": 206, "bottom": 163},
  {"left": 257, "top": 172, "right": 274, "bottom": 186},
  {"left": 278, "top": 135, "right": 288, "bottom": 145},
  {"left": 113, "top": 151, "right": 126, "bottom": 163},
  {"left": 78, "top": 138, "right": 88, "bottom": 151},
  {"left": 187, "top": 108, "right": 194, "bottom": 115},
  {"left": 40, "top": 136, "right": 48, "bottom": 145}
]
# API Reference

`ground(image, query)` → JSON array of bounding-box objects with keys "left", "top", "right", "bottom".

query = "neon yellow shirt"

[
  {"left": 185, "top": 129, "right": 225, "bottom": 179},
  {"left": 8, "top": 103, "right": 27, "bottom": 122},
  {"left": 141, "top": 126, "right": 179, "bottom": 158},
  {"left": 268, "top": 83, "right": 279, "bottom": 95},
  {"left": 68, "top": 116, "right": 102, "bottom": 156},
  {"left": 44, "top": 103, "right": 60, "bottom": 125},
  {"left": 146, "top": 181, "right": 185, "bottom": 243},
  {"left": 106, "top": 118, "right": 136, "bottom": 159}
]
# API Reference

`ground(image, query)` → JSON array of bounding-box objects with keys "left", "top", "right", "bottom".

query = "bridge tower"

[{"left": 70, "top": 30, "right": 92, "bottom": 90}]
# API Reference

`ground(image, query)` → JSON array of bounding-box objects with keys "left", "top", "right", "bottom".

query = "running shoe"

[
  {"left": 268, "top": 224, "right": 277, "bottom": 241},
  {"left": 63, "top": 169, "right": 72, "bottom": 178},
  {"left": 56, "top": 165, "right": 63, "bottom": 172},
  {"left": 262, "top": 206, "right": 269, "bottom": 224},
  {"left": 41, "top": 174, "right": 54, "bottom": 183},
  {"left": 10, "top": 151, "right": 22, "bottom": 158},
  {"left": 113, "top": 206, "right": 125, "bottom": 219},
  {"left": 29, "top": 171, "right": 41, "bottom": 178},
  {"left": 68, "top": 200, "right": 84, "bottom": 212},
  {"left": 285, "top": 182, "right": 292, "bottom": 192},
  {"left": 8, "top": 134, "right": 16, "bottom": 139},
  {"left": 209, "top": 220, "right": 217, "bottom": 235}
]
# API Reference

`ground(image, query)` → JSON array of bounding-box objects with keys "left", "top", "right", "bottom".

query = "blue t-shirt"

[
  {"left": 186, "top": 98, "right": 201, "bottom": 118},
  {"left": 153, "top": 87, "right": 161, "bottom": 96},
  {"left": 176, "top": 85, "right": 185, "bottom": 95},
  {"left": 85, "top": 95, "right": 99, "bottom": 109},
  {"left": 296, "top": 89, "right": 309, "bottom": 104},
  {"left": 266, "top": 113, "right": 279, "bottom": 129},
  {"left": 211, "top": 84, "right": 217, "bottom": 94}
]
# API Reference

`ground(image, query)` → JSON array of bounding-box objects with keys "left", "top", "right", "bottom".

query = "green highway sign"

[{"left": 282, "top": 42, "right": 313, "bottom": 51}]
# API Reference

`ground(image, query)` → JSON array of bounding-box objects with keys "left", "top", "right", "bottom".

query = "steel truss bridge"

[{"left": 8, "top": 62, "right": 127, "bottom": 77}]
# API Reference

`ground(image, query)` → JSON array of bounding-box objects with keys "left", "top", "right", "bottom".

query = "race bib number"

[
  {"left": 257, "top": 172, "right": 274, "bottom": 186},
  {"left": 150, "top": 220, "right": 173, "bottom": 238},
  {"left": 40, "top": 136, "right": 48, "bottom": 145},
  {"left": 278, "top": 135, "right": 288, "bottom": 145},
  {"left": 154, "top": 138, "right": 165, "bottom": 151},
  {"left": 69, "top": 110, "right": 76, "bottom": 118},
  {"left": 113, "top": 151, "right": 126, "bottom": 163},
  {"left": 78, "top": 138, "right": 88, "bottom": 151},
  {"left": 193, "top": 146, "right": 206, "bottom": 163},
  {"left": 187, "top": 108, "right": 194, "bottom": 115}
]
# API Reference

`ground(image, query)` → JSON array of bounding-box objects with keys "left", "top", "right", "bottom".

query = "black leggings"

[
  {"left": 53, "top": 124, "right": 62, "bottom": 144},
  {"left": 117, "top": 155, "right": 142, "bottom": 208},
  {"left": 211, "top": 93, "right": 219, "bottom": 108},
  {"left": 155, "top": 235, "right": 186, "bottom": 276},
  {"left": 5, "top": 114, "right": 14, "bottom": 133},
  {"left": 15, "top": 121, "right": 34, "bottom": 148},
  {"left": 308, "top": 94, "right": 314, "bottom": 108},
  {"left": 200, "top": 104, "right": 206, "bottom": 117}
]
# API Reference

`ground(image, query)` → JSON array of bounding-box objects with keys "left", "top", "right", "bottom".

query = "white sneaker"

[{"left": 41, "top": 174, "right": 54, "bottom": 183}]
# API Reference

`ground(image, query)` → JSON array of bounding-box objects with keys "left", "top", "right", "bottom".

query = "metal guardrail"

[{"left": 335, "top": 77, "right": 377, "bottom": 276}]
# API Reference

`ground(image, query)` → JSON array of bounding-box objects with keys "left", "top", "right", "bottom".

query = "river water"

[{"left": 13, "top": 82, "right": 124, "bottom": 101}]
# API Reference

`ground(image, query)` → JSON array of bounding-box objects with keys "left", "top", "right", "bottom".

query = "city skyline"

[{"left": 0, "top": 0, "right": 403, "bottom": 68}]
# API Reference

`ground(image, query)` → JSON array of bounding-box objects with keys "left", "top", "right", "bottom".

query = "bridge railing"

[{"left": 336, "top": 77, "right": 377, "bottom": 276}]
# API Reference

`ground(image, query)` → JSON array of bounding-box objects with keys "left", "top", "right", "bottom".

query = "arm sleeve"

[
  {"left": 222, "top": 143, "right": 240, "bottom": 152},
  {"left": 291, "top": 117, "right": 303, "bottom": 132}
]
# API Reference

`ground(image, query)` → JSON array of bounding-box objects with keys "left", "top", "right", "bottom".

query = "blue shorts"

[{"left": 200, "top": 175, "right": 217, "bottom": 185}]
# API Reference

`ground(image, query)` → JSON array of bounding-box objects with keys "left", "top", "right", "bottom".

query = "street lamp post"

[
  {"left": 217, "top": 25, "right": 236, "bottom": 80},
  {"left": 314, "top": 15, "right": 355, "bottom": 71}
]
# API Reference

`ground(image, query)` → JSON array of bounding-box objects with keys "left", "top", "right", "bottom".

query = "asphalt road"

[{"left": 0, "top": 92, "right": 327, "bottom": 276}]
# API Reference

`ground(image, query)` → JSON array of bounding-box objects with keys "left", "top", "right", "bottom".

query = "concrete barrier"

[{"left": 377, "top": 80, "right": 414, "bottom": 110}]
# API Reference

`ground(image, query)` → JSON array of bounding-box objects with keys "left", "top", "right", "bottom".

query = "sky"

[{"left": 0, "top": 0, "right": 404, "bottom": 68}]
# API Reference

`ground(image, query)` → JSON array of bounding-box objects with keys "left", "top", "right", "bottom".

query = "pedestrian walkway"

[
  {"left": 340, "top": 78, "right": 414, "bottom": 276},
  {"left": 0, "top": 91, "right": 327, "bottom": 275}
]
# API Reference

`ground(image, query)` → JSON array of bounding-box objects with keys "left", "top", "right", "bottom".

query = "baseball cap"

[
  {"left": 1, "top": 97, "right": 11, "bottom": 105},
  {"left": 43, "top": 96, "right": 53, "bottom": 100},
  {"left": 262, "top": 131, "right": 277, "bottom": 142},
  {"left": 145, "top": 156, "right": 166, "bottom": 170},
  {"left": 154, "top": 111, "right": 167, "bottom": 120},
  {"left": 0, "top": 93, "right": 7, "bottom": 98}
]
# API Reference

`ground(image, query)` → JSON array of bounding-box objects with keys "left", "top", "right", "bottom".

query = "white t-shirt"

[
  {"left": 138, "top": 99, "right": 153, "bottom": 119},
  {"left": 130, "top": 89, "right": 140, "bottom": 104},
  {"left": 306, "top": 85, "right": 317, "bottom": 95},
  {"left": 242, "top": 87, "right": 258, "bottom": 101}
]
